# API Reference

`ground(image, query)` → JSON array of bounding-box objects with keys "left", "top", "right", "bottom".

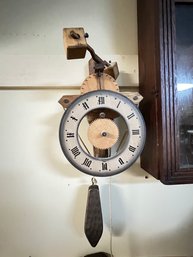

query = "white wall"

[{"left": 1, "top": 1, "right": 193, "bottom": 257}]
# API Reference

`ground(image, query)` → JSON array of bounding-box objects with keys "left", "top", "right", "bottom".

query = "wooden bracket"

[
  {"left": 121, "top": 92, "right": 143, "bottom": 105},
  {"left": 88, "top": 58, "right": 119, "bottom": 80},
  {"left": 58, "top": 94, "right": 79, "bottom": 109},
  {"left": 63, "top": 27, "right": 87, "bottom": 59}
]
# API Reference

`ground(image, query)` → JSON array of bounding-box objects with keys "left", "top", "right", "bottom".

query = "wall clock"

[
  {"left": 59, "top": 89, "right": 146, "bottom": 177},
  {"left": 58, "top": 27, "right": 146, "bottom": 249},
  {"left": 58, "top": 27, "right": 146, "bottom": 177}
]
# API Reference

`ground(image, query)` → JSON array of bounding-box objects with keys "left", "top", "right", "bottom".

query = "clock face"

[{"left": 59, "top": 90, "right": 146, "bottom": 176}]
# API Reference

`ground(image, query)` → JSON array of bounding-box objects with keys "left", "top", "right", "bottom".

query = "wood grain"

[
  {"left": 63, "top": 27, "right": 87, "bottom": 59},
  {"left": 138, "top": 0, "right": 193, "bottom": 184}
]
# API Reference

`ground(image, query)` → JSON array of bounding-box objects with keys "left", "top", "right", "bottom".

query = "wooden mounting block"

[{"left": 63, "top": 27, "right": 87, "bottom": 59}]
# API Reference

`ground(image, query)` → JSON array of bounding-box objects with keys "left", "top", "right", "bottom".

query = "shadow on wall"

[
  {"left": 71, "top": 184, "right": 88, "bottom": 236},
  {"left": 100, "top": 184, "right": 127, "bottom": 236},
  {"left": 0, "top": 0, "right": 137, "bottom": 55},
  {"left": 70, "top": 183, "right": 128, "bottom": 240},
  {"left": 128, "top": 209, "right": 193, "bottom": 256},
  {"left": 40, "top": 111, "right": 84, "bottom": 178},
  {"left": 0, "top": 0, "right": 67, "bottom": 44},
  {"left": 117, "top": 72, "right": 137, "bottom": 88},
  {"left": 109, "top": 0, "right": 137, "bottom": 54}
]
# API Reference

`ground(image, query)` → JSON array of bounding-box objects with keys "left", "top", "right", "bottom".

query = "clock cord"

[
  {"left": 97, "top": 75, "right": 102, "bottom": 90},
  {"left": 108, "top": 176, "right": 113, "bottom": 257},
  {"left": 96, "top": 72, "right": 105, "bottom": 90}
]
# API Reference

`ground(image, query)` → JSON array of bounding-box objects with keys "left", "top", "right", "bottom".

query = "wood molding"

[{"left": 0, "top": 85, "right": 138, "bottom": 91}]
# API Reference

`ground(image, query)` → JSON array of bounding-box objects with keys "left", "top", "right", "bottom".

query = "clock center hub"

[
  {"left": 87, "top": 118, "right": 119, "bottom": 149},
  {"left": 101, "top": 131, "right": 107, "bottom": 137}
]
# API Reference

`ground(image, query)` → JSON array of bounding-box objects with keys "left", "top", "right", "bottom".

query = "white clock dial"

[{"left": 59, "top": 90, "right": 146, "bottom": 176}]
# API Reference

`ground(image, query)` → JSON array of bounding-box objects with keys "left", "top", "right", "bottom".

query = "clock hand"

[
  {"left": 97, "top": 74, "right": 102, "bottom": 90},
  {"left": 78, "top": 134, "right": 91, "bottom": 155},
  {"left": 116, "top": 131, "right": 128, "bottom": 153}
]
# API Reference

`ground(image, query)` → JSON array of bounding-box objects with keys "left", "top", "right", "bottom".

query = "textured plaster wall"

[{"left": 0, "top": 1, "right": 193, "bottom": 257}]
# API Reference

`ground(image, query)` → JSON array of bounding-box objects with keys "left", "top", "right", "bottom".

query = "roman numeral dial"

[{"left": 59, "top": 90, "right": 146, "bottom": 177}]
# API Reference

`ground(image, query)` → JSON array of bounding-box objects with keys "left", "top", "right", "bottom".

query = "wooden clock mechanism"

[{"left": 58, "top": 28, "right": 146, "bottom": 254}]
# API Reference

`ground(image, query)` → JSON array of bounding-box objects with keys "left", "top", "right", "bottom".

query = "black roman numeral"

[
  {"left": 70, "top": 116, "right": 78, "bottom": 121},
  {"left": 66, "top": 132, "right": 75, "bottom": 138},
  {"left": 118, "top": 158, "right": 124, "bottom": 165},
  {"left": 71, "top": 146, "right": 81, "bottom": 158},
  {"left": 102, "top": 162, "right": 108, "bottom": 170},
  {"left": 98, "top": 97, "right": 105, "bottom": 105},
  {"left": 82, "top": 158, "right": 92, "bottom": 167},
  {"left": 127, "top": 113, "right": 135, "bottom": 119},
  {"left": 132, "top": 129, "right": 140, "bottom": 135},
  {"left": 82, "top": 102, "right": 89, "bottom": 110},
  {"left": 116, "top": 101, "right": 121, "bottom": 108},
  {"left": 129, "top": 145, "right": 136, "bottom": 153}
]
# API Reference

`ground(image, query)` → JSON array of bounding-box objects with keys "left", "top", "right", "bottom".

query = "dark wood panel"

[
  {"left": 137, "top": 0, "right": 161, "bottom": 179},
  {"left": 138, "top": 0, "right": 193, "bottom": 184}
]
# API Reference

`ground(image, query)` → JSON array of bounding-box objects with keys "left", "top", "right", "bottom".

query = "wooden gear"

[
  {"left": 88, "top": 118, "right": 119, "bottom": 150},
  {"left": 80, "top": 74, "right": 119, "bottom": 94}
]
